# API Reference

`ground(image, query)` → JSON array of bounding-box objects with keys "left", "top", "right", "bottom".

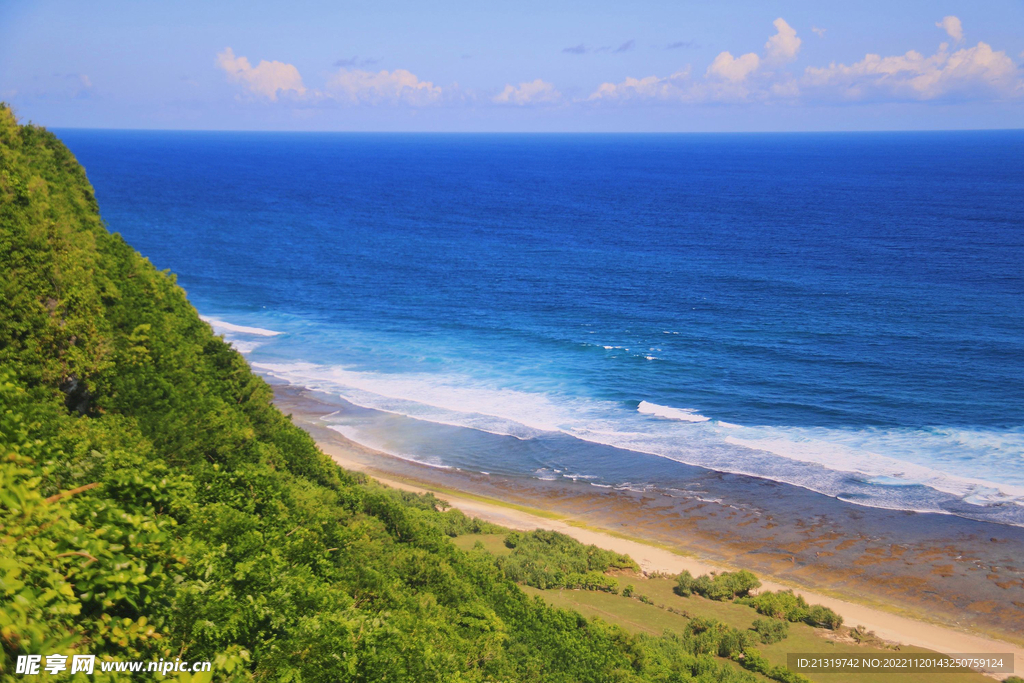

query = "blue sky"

[{"left": 2, "top": 0, "right": 1022, "bottom": 131}]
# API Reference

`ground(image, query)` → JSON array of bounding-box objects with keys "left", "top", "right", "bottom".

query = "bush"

[
  {"left": 686, "top": 617, "right": 758, "bottom": 658},
  {"left": 738, "top": 589, "right": 809, "bottom": 622},
  {"left": 751, "top": 618, "right": 789, "bottom": 644},
  {"left": 634, "top": 630, "right": 766, "bottom": 683},
  {"left": 495, "top": 529, "right": 636, "bottom": 591},
  {"left": 805, "top": 604, "right": 844, "bottom": 630},
  {"left": 675, "top": 569, "right": 761, "bottom": 601},
  {"left": 738, "top": 590, "right": 843, "bottom": 630},
  {"left": 675, "top": 570, "right": 697, "bottom": 596}
]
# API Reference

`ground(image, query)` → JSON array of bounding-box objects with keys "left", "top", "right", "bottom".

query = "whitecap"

[
  {"left": 227, "top": 340, "right": 262, "bottom": 354},
  {"left": 637, "top": 400, "right": 709, "bottom": 422},
  {"left": 246, "top": 359, "right": 1024, "bottom": 524},
  {"left": 201, "top": 316, "right": 282, "bottom": 337}
]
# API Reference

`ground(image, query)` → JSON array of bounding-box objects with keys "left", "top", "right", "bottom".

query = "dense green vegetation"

[
  {"left": 496, "top": 530, "right": 637, "bottom": 592},
  {"left": 671, "top": 571, "right": 842, "bottom": 632},
  {"left": 737, "top": 591, "right": 843, "bottom": 631},
  {"left": 520, "top": 577, "right": 1003, "bottom": 683},
  {"left": 0, "top": 106, "right": 785, "bottom": 682},
  {"left": 749, "top": 619, "right": 788, "bottom": 645},
  {"left": 674, "top": 570, "right": 761, "bottom": 602}
]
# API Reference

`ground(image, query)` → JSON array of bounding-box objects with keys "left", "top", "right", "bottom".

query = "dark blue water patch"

[
  {"left": 58, "top": 129, "right": 1024, "bottom": 430},
  {"left": 53, "top": 129, "right": 1024, "bottom": 520}
]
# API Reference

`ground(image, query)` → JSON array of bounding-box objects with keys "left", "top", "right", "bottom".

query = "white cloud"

[
  {"left": 706, "top": 51, "right": 760, "bottom": 82},
  {"left": 588, "top": 69, "right": 693, "bottom": 101},
  {"left": 770, "top": 78, "right": 800, "bottom": 98},
  {"left": 803, "top": 41, "right": 1021, "bottom": 101},
  {"left": 591, "top": 18, "right": 801, "bottom": 102},
  {"left": 216, "top": 48, "right": 305, "bottom": 100},
  {"left": 936, "top": 16, "right": 964, "bottom": 43},
  {"left": 493, "top": 79, "right": 560, "bottom": 105},
  {"left": 765, "top": 18, "right": 802, "bottom": 64},
  {"left": 812, "top": 27, "right": 827, "bottom": 38},
  {"left": 325, "top": 68, "right": 443, "bottom": 105},
  {"left": 588, "top": 66, "right": 781, "bottom": 104},
  {"left": 587, "top": 17, "right": 1021, "bottom": 107},
  {"left": 214, "top": 49, "right": 448, "bottom": 107}
]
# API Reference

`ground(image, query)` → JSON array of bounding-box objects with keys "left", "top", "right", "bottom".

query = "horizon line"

[{"left": 47, "top": 125, "right": 1024, "bottom": 135}]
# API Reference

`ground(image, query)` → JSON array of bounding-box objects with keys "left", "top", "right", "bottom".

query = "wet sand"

[{"left": 273, "top": 382, "right": 1024, "bottom": 667}]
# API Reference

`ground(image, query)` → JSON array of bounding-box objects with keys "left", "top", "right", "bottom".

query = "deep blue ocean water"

[{"left": 58, "top": 130, "right": 1024, "bottom": 525}]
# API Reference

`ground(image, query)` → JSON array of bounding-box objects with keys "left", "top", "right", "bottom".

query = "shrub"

[
  {"left": 805, "top": 604, "right": 843, "bottom": 630},
  {"left": 674, "top": 569, "right": 761, "bottom": 601},
  {"left": 739, "top": 590, "right": 843, "bottom": 630},
  {"left": 675, "top": 570, "right": 697, "bottom": 596},
  {"left": 495, "top": 529, "right": 636, "bottom": 591},
  {"left": 751, "top": 618, "right": 789, "bottom": 644},
  {"left": 738, "top": 589, "right": 809, "bottom": 622}
]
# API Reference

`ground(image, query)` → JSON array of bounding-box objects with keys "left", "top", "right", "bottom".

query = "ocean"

[{"left": 58, "top": 129, "right": 1024, "bottom": 526}]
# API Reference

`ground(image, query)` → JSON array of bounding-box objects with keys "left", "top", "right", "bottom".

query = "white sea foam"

[
  {"left": 637, "top": 400, "right": 710, "bottom": 422},
  {"left": 200, "top": 316, "right": 282, "bottom": 337},
  {"left": 228, "top": 339, "right": 263, "bottom": 354},
  {"left": 563, "top": 473, "right": 598, "bottom": 480},
  {"left": 253, "top": 361, "right": 569, "bottom": 438},
  {"left": 248, "top": 359, "right": 1024, "bottom": 523},
  {"left": 724, "top": 429, "right": 1024, "bottom": 505},
  {"left": 572, "top": 421, "right": 1024, "bottom": 514}
]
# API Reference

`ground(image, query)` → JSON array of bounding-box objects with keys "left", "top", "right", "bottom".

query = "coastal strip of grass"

[
  {"left": 381, "top": 470, "right": 1024, "bottom": 650},
  {"left": 526, "top": 583, "right": 995, "bottom": 683},
  {"left": 459, "top": 533, "right": 998, "bottom": 683}
]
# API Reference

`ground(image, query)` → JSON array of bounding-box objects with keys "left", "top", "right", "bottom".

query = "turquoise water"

[{"left": 60, "top": 130, "right": 1024, "bottom": 525}]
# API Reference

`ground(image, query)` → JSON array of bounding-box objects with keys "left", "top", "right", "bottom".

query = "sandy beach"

[{"left": 272, "top": 382, "right": 1024, "bottom": 674}]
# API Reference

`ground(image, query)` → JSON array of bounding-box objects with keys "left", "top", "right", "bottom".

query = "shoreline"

[
  {"left": 314, "top": 434, "right": 1024, "bottom": 672},
  {"left": 272, "top": 382, "right": 1024, "bottom": 673}
]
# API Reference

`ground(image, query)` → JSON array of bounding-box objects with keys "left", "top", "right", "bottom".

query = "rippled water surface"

[{"left": 60, "top": 130, "right": 1024, "bottom": 524}]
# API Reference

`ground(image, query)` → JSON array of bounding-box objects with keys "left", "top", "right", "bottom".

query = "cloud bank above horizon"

[
  {"left": 3, "top": 1, "right": 1022, "bottom": 131},
  {"left": 216, "top": 16, "right": 1022, "bottom": 110}
]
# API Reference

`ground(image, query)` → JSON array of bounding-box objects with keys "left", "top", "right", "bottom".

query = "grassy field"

[
  {"left": 459, "top": 534, "right": 995, "bottom": 683},
  {"left": 451, "top": 532, "right": 514, "bottom": 556}
]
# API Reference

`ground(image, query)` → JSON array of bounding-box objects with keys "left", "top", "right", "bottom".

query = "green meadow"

[{"left": 454, "top": 534, "right": 999, "bottom": 683}]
